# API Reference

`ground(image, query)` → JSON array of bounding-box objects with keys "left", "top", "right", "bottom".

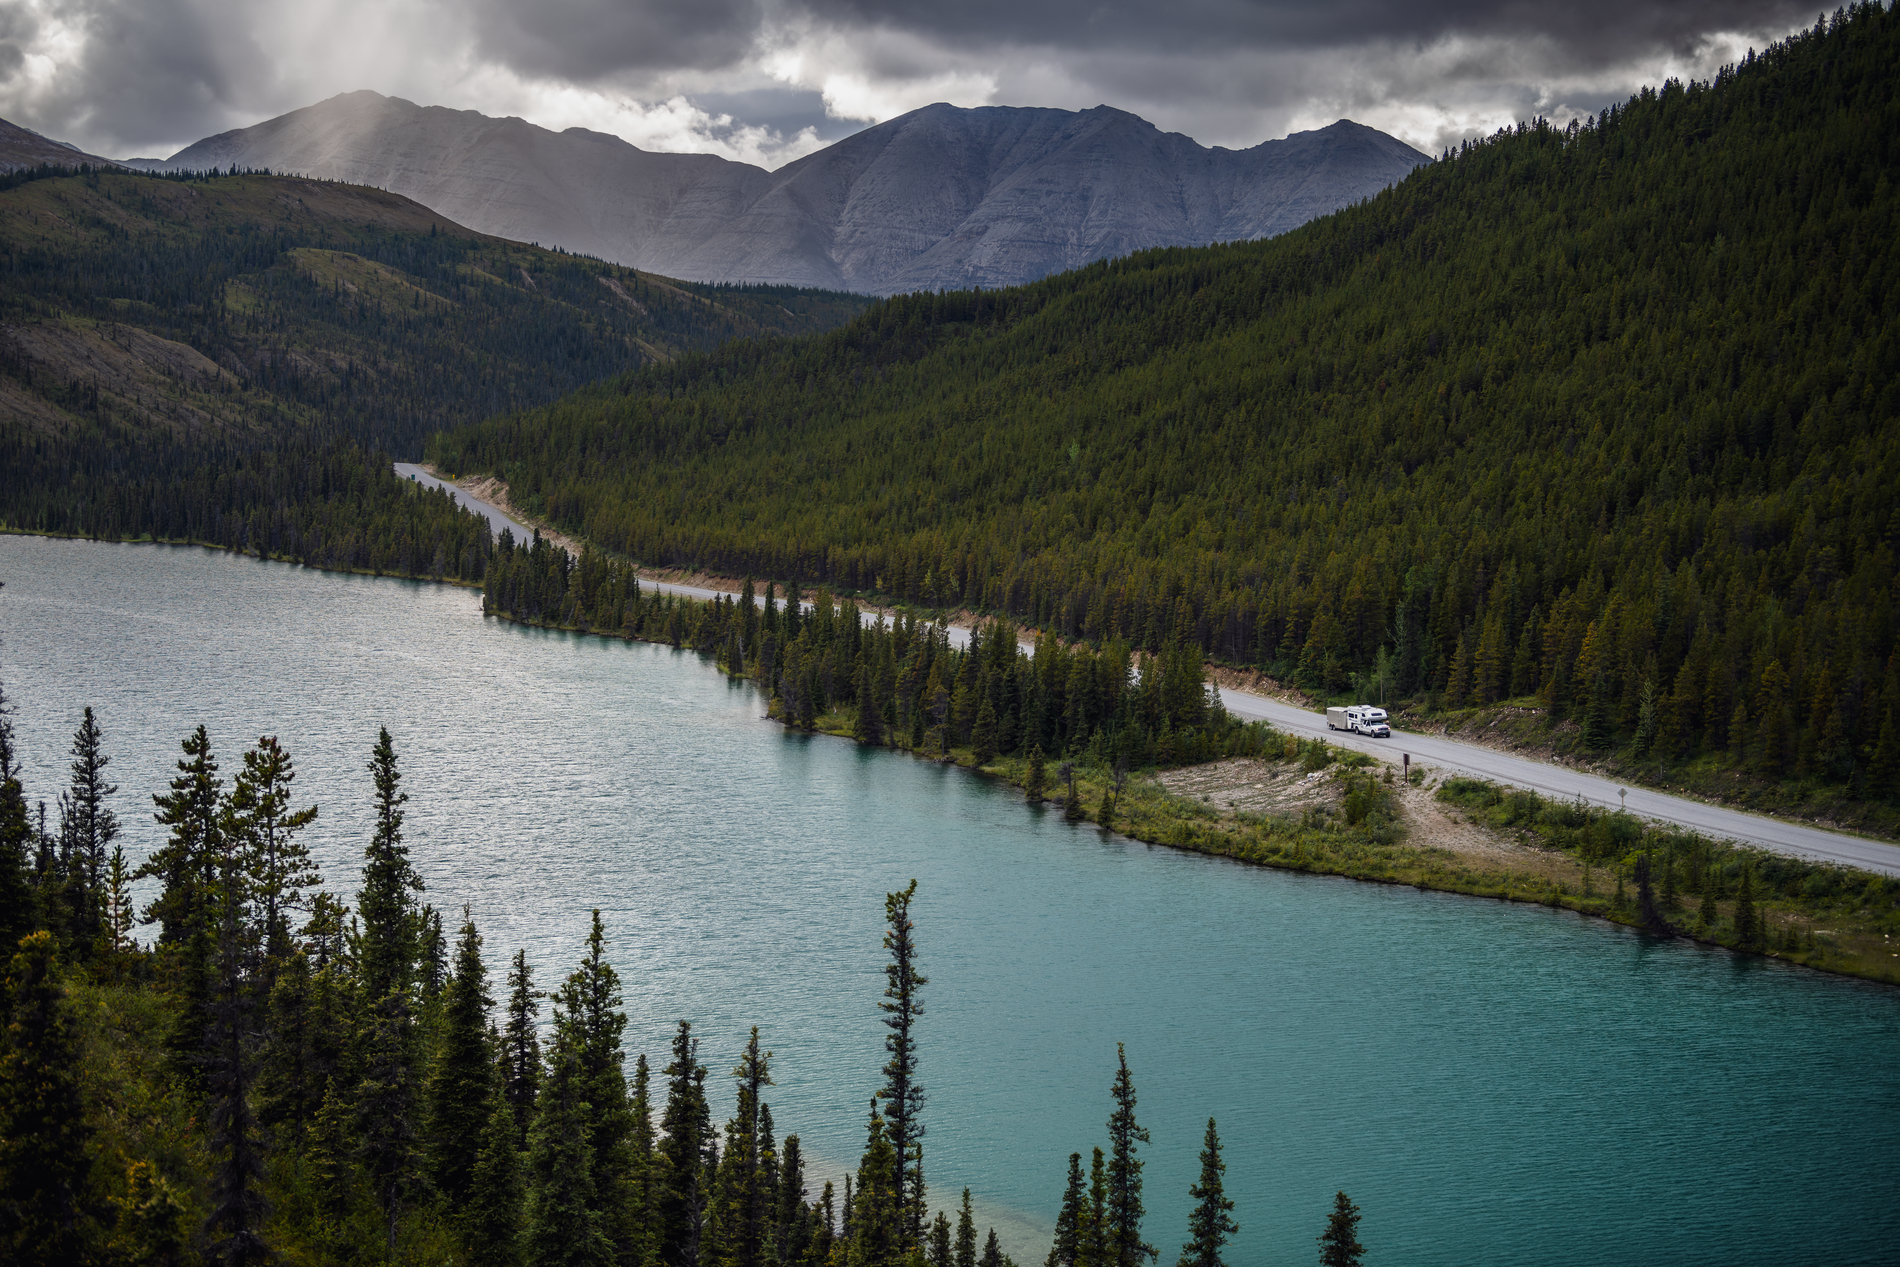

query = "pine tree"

[
  {"left": 659, "top": 1020, "right": 713, "bottom": 1267},
  {"left": 0, "top": 931, "right": 99, "bottom": 1266},
  {"left": 1105, "top": 1045, "right": 1154, "bottom": 1267},
  {"left": 930, "top": 1211, "right": 953, "bottom": 1267},
  {"left": 1175, "top": 1119, "right": 1236, "bottom": 1267},
  {"left": 56, "top": 707, "right": 118, "bottom": 951},
  {"left": 502, "top": 947, "right": 543, "bottom": 1144},
  {"left": 1080, "top": 1148, "right": 1109, "bottom": 1267},
  {"left": 712, "top": 1027, "right": 775, "bottom": 1267},
  {"left": 1025, "top": 747, "right": 1047, "bottom": 801},
  {"left": 224, "top": 735, "right": 319, "bottom": 965},
  {"left": 1046, "top": 1153, "right": 1084, "bottom": 1267},
  {"left": 426, "top": 907, "right": 494, "bottom": 1207},
  {"left": 879, "top": 879, "right": 927, "bottom": 1247},
  {"left": 465, "top": 1079, "right": 526, "bottom": 1267},
  {"left": 566, "top": 910, "right": 635, "bottom": 1250},
  {"left": 0, "top": 681, "right": 35, "bottom": 950},
  {"left": 849, "top": 1101, "right": 901, "bottom": 1267},
  {"left": 358, "top": 986, "right": 420, "bottom": 1258},
  {"left": 1315, "top": 1192, "right": 1363, "bottom": 1267},
  {"left": 979, "top": 1229, "right": 1005, "bottom": 1267},
  {"left": 141, "top": 725, "right": 222, "bottom": 947},
  {"left": 357, "top": 727, "right": 423, "bottom": 1006},
  {"left": 777, "top": 1132, "right": 813, "bottom": 1267},
  {"left": 1632, "top": 852, "right": 1670, "bottom": 935},
  {"left": 955, "top": 1189, "right": 977, "bottom": 1267},
  {"left": 525, "top": 1013, "right": 613, "bottom": 1267}
]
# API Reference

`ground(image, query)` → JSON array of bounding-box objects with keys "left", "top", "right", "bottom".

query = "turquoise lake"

[{"left": 3, "top": 535, "right": 1896, "bottom": 1265}]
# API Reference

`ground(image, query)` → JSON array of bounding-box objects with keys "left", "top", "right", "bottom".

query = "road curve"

[
  {"left": 397, "top": 464, "right": 1900, "bottom": 876},
  {"left": 1219, "top": 689, "right": 1900, "bottom": 877}
]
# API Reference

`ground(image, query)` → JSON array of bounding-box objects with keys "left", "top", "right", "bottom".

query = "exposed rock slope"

[{"left": 134, "top": 91, "right": 1428, "bottom": 294}]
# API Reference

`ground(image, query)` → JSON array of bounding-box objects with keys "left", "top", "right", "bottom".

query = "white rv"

[{"left": 1347, "top": 705, "right": 1391, "bottom": 737}]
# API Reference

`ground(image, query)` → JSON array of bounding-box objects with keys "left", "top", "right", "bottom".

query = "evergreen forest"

[
  {"left": 0, "top": 681, "right": 1366, "bottom": 1266},
  {"left": 428, "top": 6, "right": 1900, "bottom": 824}
]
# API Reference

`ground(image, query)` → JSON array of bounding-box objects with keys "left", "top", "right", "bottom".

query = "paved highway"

[
  {"left": 398, "top": 463, "right": 1900, "bottom": 876},
  {"left": 1218, "top": 689, "right": 1900, "bottom": 876}
]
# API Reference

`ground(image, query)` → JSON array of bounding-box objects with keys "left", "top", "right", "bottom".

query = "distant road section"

[
  {"left": 394, "top": 463, "right": 532, "bottom": 542},
  {"left": 401, "top": 462, "right": 1900, "bottom": 876},
  {"left": 1219, "top": 690, "right": 1900, "bottom": 877}
]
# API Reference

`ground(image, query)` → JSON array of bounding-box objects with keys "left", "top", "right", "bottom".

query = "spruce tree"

[
  {"left": 630, "top": 1050, "right": 659, "bottom": 1267},
  {"left": 955, "top": 1189, "right": 977, "bottom": 1267},
  {"left": 1080, "top": 1149, "right": 1109, "bottom": 1267},
  {"left": 0, "top": 671, "right": 36, "bottom": 948},
  {"left": 0, "top": 931, "right": 99, "bottom": 1266},
  {"left": 224, "top": 735, "right": 319, "bottom": 966},
  {"left": 774, "top": 1130, "right": 811, "bottom": 1267},
  {"left": 358, "top": 727, "right": 422, "bottom": 1004},
  {"left": 1025, "top": 747, "right": 1048, "bottom": 801},
  {"left": 57, "top": 707, "right": 118, "bottom": 951},
  {"left": 878, "top": 880, "right": 927, "bottom": 1246},
  {"left": 849, "top": 1102, "right": 901, "bottom": 1267},
  {"left": 929, "top": 1211, "right": 953, "bottom": 1267},
  {"left": 1105, "top": 1045, "right": 1155, "bottom": 1267},
  {"left": 1046, "top": 1154, "right": 1084, "bottom": 1267},
  {"left": 426, "top": 908, "right": 494, "bottom": 1207},
  {"left": 465, "top": 1080, "right": 526, "bottom": 1267},
  {"left": 502, "top": 947, "right": 544, "bottom": 1144},
  {"left": 979, "top": 1229, "right": 1005, "bottom": 1267},
  {"left": 141, "top": 726, "right": 222, "bottom": 951},
  {"left": 714, "top": 1027, "right": 775, "bottom": 1267},
  {"left": 566, "top": 911, "right": 637, "bottom": 1256},
  {"left": 659, "top": 1020, "right": 714, "bottom": 1267},
  {"left": 1632, "top": 851, "right": 1670, "bottom": 935},
  {"left": 259, "top": 947, "right": 318, "bottom": 1155},
  {"left": 1316, "top": 1192, "right": 1363, "bottom": 1267},
  {"left": 354, "top": 728, "right": 425, "bottom": 1256},
  {"left": 525, "top": 1014, "right": 613, "bottom": 1267},
  {"left": 1175, "top": 1119, "right": 1236, "bottom": 1267}
]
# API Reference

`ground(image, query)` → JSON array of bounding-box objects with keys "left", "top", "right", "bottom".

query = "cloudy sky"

[{"left": 0, "top": 0, "right": 1825, "bottom": 167}]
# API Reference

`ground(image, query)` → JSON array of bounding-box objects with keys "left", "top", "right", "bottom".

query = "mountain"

[
  {"left": 0, "top": 163, "right": 870, "bottom": 571},
  {"left": 0, "top": 117, "right": 118, "bottom": 170},
  {"left": 426, "top": 8, "right": 1900, "bottom": 822},
  {"left": 131, "top": 92, "right": 1427, "bottom": 294}
]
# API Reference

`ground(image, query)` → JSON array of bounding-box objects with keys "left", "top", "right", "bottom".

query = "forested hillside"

[
  {"left": 0, "top": 164, "right": 868, "bottom": 576},
  {"left": 431, "top": 5, "right": 1900, "bottom": 813}
]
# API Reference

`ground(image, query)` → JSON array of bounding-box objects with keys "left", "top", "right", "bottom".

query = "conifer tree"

[
  {"left": 357, "top": 727, "right": 423, "bottom": 1005},
  {"left": 929, "top": 1211, "right": 953, "bottom": 1267},
  {"left": 503, "top": 947, "right": 543, "bottom": 1143},
  {"left": 659, "top": 1020, "right": 713, "bottom": 1267},
  {"left": 565, "top": 911, "right": 639, "bottom": 1256},
  {"left": 426, "top": 907, "right": 494, "bottom": 1207},
  {"left": 774, "top": 1131, "right": 811, "bottom": 1267},
  {"left": 1316, "top": 1192, "right": 1363, "bottom": 1267},
  {"left": 878, "top": 880, "right": 927, "bottom": 1246},
  {"left": 465, "top": 1080, "right": 526, "bottom": 1267},
  {"left": 714, "top": 1026, "right": 775, "bottom": 1267},
  {"left": 1105, "top": 1045, "right": 1155, "bottom": 1267},
  {"left": 1632, "top": 851, "right": 1670, "bottom": 935},
  {"left": 1046, "top": 1153, "right": 1085, "bottom": 1267},
  {"left": 224, "top": 735, "right": 319, "bottom": 966},
  {"left": 849, "top": 1101, "right": 901, "bottom": 1267},
  {"left": 1080, "top": 1148, "right": 1109, "bottom": 1267},
  {"left": 525, "top": 1013, "right": 613, "bottom": 1267},
  {"left": 955, "top": 1189, "right": 977, "bottom": 1267},
  {"left": 0, "top": 930, "right": 99, "bottom": 1266},
  {"left": 0, "top": 670, "right": 35, "bottom": 950},
  {"left": 56, "top": 707, "right": 118, "bottom": 950},
  {"left": 979, "top": 1229, "right": 1005, "bottom": 1267},
  {"left": 1025, "top": 748, "right": 1047, "bottom": 801},
  {"left": 259, "top": 947, "right": 318, "bottom": 1154},
  {"left": 354, "top": 728, "right": 424, "bottom": 1256},
  {"left": 1175, "top": 1119, "right": 1236, "bottom": 1267}
]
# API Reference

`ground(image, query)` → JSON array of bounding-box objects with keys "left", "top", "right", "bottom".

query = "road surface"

[
  {"left": 1218, "top": 689, "right": 1900, "bottom": 876},
  {"left": 397, "top": 462, "right": 1900, "bottom": 876}
]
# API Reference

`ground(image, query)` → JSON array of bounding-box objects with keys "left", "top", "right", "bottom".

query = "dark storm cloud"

[
  {"left": 466, "top": 0, "right": 766, "bottom": 78},
  {"left": 0, "top": 0, "right": 264, "bottom": 155},
  {"left": 794, "top": 0, "right": 1819, "bottom": 64}
]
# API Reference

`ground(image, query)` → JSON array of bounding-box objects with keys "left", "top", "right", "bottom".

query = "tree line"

[
  {"left": 428, "top": 4, "right": 1900, "bottom": 816},
  {"left": 484, "top": 537, "right": 1280, "bottom": 774},
  {"left": 0, "top": 676, "right": 1369, "bottom": 1265}
]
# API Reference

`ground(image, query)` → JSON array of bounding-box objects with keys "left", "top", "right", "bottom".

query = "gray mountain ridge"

[{"left": 129, "top": 90, "right": 1429, "bottom": 295}]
